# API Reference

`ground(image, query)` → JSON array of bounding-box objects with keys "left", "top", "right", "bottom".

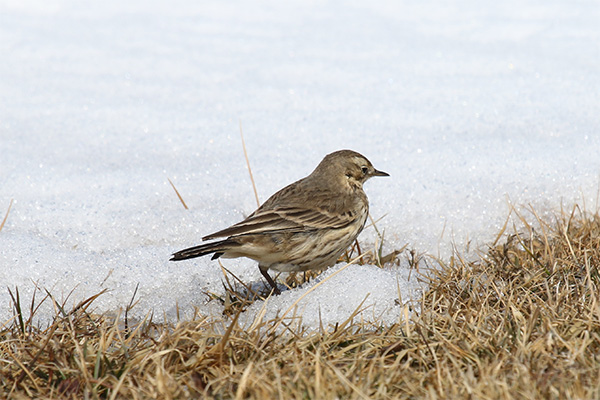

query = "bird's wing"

[{"left": 202, "top": 206, "right": 357, "bottom": 240}]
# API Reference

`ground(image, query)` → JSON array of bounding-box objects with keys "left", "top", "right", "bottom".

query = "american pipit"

[{"left": 170, "top": 149, "right": 389, "bottom": 294}]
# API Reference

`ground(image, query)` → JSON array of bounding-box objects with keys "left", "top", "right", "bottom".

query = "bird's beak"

[{"left": 373, "top": 169, "right": 389, "bottom": 177}]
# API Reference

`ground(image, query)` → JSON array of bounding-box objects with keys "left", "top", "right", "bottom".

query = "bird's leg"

[{"left": 259, "top": 265, "right": 281, "bottom": 295}]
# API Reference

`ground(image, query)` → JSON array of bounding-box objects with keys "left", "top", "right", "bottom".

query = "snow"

[{"left": 1, "top": 0, "right": 599, "bottom": 328}]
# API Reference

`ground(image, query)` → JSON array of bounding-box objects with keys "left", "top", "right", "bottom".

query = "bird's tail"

[{"left": 170, "top": 239, "right": 236, "bottom": 261}]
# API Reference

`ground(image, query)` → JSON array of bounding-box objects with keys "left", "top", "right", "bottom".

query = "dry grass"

[{"left": 2, "top": 205, "right": 600, "bottom": 399}]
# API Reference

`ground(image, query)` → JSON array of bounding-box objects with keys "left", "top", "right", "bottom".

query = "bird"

[{"left": 170, "top": 149, "right": 389, "bottom": 295}]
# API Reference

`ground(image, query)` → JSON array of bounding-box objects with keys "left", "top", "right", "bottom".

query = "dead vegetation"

[{"left": 2, "top": 205, "right": 600, "bottom": 399}]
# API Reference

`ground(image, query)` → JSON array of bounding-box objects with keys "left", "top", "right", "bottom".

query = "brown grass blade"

[
  {"left": 239, "top": 120, "right": 260, "bottom": 207},
  {"left": 0, "top": 198, "right": 14, "bottom": 233},
  {"left": 168, "top": 178, "right": 188, "bottom": 210}
]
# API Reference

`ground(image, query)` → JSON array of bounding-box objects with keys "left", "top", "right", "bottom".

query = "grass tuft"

[{"left": 2, "top": 205, "right": 600, "bottom": 398}]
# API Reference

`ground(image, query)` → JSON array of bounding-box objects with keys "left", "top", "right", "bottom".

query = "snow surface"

[{"left": 1, "top": 0, "right": 599, "bottom": 328}]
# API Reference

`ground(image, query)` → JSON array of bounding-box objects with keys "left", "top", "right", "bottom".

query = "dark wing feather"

[{"left": 202, "top": 206, "right": 356, "bottom": 240}]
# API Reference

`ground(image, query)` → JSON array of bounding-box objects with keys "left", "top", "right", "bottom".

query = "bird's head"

[{"left": 314, "top": 149, "right": 389, "bottom": 189}]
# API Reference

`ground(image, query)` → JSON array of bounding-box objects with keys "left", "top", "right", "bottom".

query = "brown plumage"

[{"left": 170, "top": 149, "right": 389, "bottom": 294}]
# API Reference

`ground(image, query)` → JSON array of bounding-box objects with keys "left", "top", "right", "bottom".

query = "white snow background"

[{"left": 1, "top": 0, "right": 599, "bottom": 328}]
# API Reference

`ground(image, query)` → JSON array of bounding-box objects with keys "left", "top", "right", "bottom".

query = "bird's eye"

[{"left": 361, "top": 166, "right": 369, "bottom": 174}]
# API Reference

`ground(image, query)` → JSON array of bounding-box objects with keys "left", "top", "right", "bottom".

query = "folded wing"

[{"left": 202, "top": 206, "right": 356, "bottom": 240}]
